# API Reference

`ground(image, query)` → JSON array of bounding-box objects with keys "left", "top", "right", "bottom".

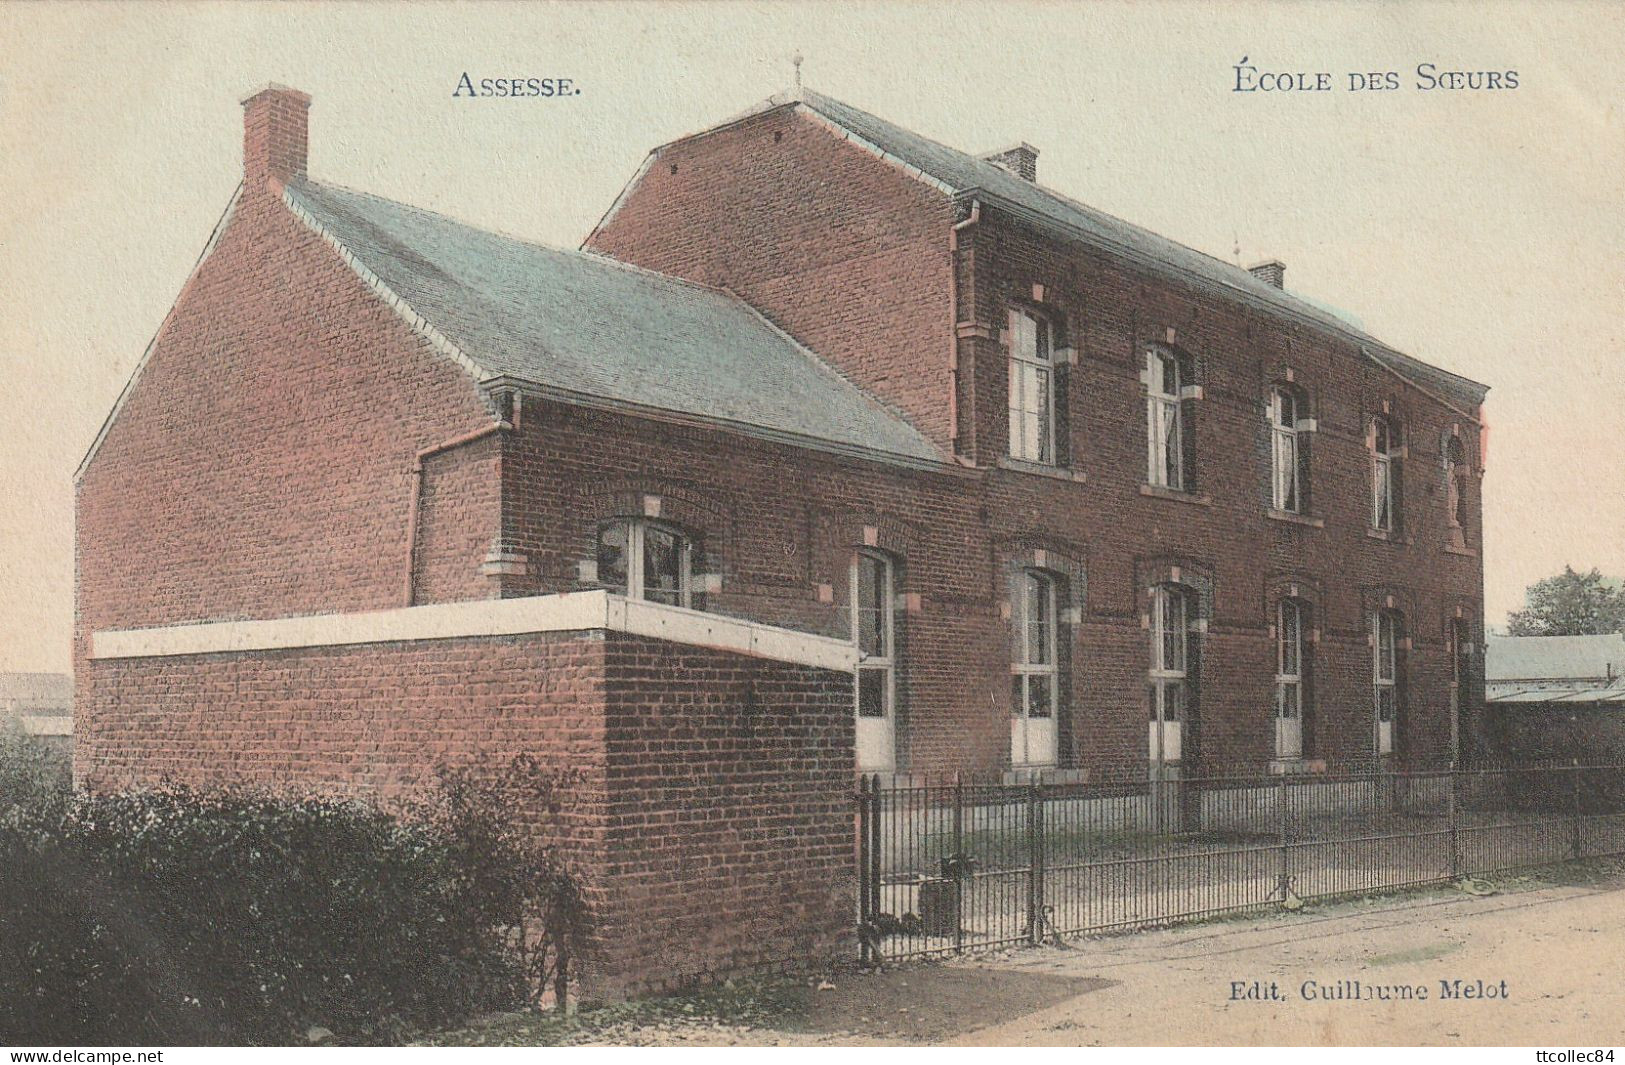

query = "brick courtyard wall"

[{"left": 80, "top": 627, "right": 853, "bottom": 1000}]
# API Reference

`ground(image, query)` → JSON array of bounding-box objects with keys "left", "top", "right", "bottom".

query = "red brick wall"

[
  {"left": 960, "top": 209, "right": 1486, "bottom": 770},
  {"left": 596, "top": 635, "right": 855, "bottom": 993},
  {"left": 554, "top": 107, "right": 1486, "bottom": 776},
  {"left": 588, "top": 104, "right": 959, "bottom": 452},
  {"left": 80, "top": 629, "right": 854, "bottom": 1000},
  {"left": 74, "top": 177, "right": 503, "bottom": 779},
  {"left": 494, "top": 389, "right": 1479, "bottom": 777}
]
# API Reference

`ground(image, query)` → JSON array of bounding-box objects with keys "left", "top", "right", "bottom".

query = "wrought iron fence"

[{"left": 855, "top": 764, "right": 1625, "bottom": 962}]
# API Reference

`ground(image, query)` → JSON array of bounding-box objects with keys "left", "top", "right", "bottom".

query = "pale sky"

[{"left": 1, "top": 1, "right": 1621, "bottom": 672}]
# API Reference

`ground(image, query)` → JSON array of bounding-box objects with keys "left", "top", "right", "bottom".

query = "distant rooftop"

[
  {"left": 0, "top": 672, "right": 72, "bottom": 705},
  {"left": 1485, "top": 634, "right": 1625, "bottom": 706}
]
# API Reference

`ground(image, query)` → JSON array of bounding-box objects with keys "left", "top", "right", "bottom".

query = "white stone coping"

[{"left": 90, "top": 591, "right": 858, "bottom": 674}]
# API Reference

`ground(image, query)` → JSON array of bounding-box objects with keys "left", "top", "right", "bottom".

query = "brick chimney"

[
  {"left": 241, "top": 84, "right": 311, "bottom": 191},
  {"left": 982, "top": 143, "right": 1039, "bottom": 183},
  {"left": 1248, "top": 259, "right": 1286, "bottom": 289}
]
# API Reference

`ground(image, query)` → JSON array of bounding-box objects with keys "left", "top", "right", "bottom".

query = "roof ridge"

[
  {"left": 298, "top": 178, "right": 753, "bottom": 306},
  {"left": 281, "top": 182, "right": 494, "bottom": 384},
  {"left": 790, "top": 89, "right": 1487, "bottom": 406},
  {"left": 294, "top": 178, "right": 581, "bottom": 262}
]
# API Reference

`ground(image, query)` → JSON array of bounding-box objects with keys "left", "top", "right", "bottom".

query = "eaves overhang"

[
  {"left": 957, "top": 189, "right": 1490, "bottom": 418},
  {"left": 478, "top": 375, "right": 966, "bottom": 478}
]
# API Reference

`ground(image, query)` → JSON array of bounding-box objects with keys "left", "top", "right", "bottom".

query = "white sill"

[
  {"left": 1140, "top": 484, "right": 1212, "bottom": 507},
  {"left": 1267, "top": 509, "right": 1324, "bottom": 529},
  {"left": 996, "top": 456, "right": 1087, "bottom": 483},
  {"left": 1443, "top": 542, "right": 1479, "bottom": 558}
]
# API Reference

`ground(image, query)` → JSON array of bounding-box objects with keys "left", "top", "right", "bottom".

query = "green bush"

[
  {"left": 0, "top": 725, "right": 72, "bottom": 825},
  {"left": 0, "top": 753, "right": 583, "bottom": 1045}
]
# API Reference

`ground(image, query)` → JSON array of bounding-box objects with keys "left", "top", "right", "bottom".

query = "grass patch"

[{"left": 1368, "top": 941, "right": 1462, "bottom": 966}]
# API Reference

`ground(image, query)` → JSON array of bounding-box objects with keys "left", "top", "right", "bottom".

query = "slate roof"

[
  {"left": 1485, "top": 634, "right": 1625, "bottom": 706},
  {"left": 669, "top": 90, "right": 1489, "bottom": 411},
  {"left": 283, "top": 180, "right": 943, "bottom": 466}
]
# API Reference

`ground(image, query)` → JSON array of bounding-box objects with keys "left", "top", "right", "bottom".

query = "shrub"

[
  {"left": 0, "top": 752, "right": 584, "bottom": 1045},
  {"left": 0, "top": 725, "right": 72, "bottom": 826}
]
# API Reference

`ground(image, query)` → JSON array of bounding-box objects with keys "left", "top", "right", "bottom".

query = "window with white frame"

[
  {"left": 597, "top": 518, "right": 692, "bottom": 607},
  {"left": 1270, "top": 387, "right": 1307, "bottom": 513},
  {"left": 1150, "top": 584, "right": 1188, "bottom": 730},
  {"left": 1007, "top": 308, "right": 1055, "bottom": 464},
  {"left": 1373, "top": 610, "right": 1400, "bottom": 753},
  {"left": 1012, "top": 570, "right": 1059, "bottom": 723},
  {"left": 852, "top": 550, "right": 895, "bottom": 722},
  {"left": 1146, "top": 349, "right": 1185, "bottom": 489},
  {"left": 1275, "top": 599, "right": 1305, "bottom": 758},
  {"left": 1371, "top": 417, "right": 1400, "bottom": 532}
]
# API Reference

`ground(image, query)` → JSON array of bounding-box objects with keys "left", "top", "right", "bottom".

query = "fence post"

[
  {"left": 1448, "top": 768, "right": 1460, "bottom": 881},
  {"left": 952, "top": 772, "right": 965, "bottom": 955},
  {"left": 1027, "top": 780, "right": 1044, "bottom": 945},
  {"left": 857, "top": 774, "right": 872, "bottom": 965},
  {"left": 1277, "top": 767, "right": 1290, "bottom": 905},
  {"left": 1570, "top": 761, "right": 1583, "bottom": 860}
]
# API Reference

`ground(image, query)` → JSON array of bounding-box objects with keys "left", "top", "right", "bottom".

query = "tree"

[{"left": 1506, "top": 567, "right": 1625, "bottom": 636}]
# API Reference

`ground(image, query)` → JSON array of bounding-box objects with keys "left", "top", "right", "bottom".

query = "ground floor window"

[
  {"left": 853, "top": 549, "right": 896, "bottom": 772},
  {"left": 1011, "top": 569, "right": 1059, "bottom": 767},
  {"left": 597, "top": 518, "right": 692, "bottom": 607}
]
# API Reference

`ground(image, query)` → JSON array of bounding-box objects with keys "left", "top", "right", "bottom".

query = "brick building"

[
  {"left": 74, "top": 81, "right": 1491, "bottom": 991},
  {"left": 77, "top": 83, "right": 1489, "bottom": 787}
]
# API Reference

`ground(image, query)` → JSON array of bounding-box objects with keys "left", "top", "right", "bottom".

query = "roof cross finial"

[{"left": 792, "top": 52, "right": 804, "bottom": 96}]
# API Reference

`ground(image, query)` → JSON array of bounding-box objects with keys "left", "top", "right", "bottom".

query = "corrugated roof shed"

[
  {"left": 0, "top": 672, "right": 72, "bottom": 706},
  {"left": 1485, "top": 634, "right": 1625, "bottom": 706},
  {"left": 1487, "top": 634, "right": 1625, "bottom": 682},
  {"left": 283, "top": 180, "right": 943, "bottom": 467}
]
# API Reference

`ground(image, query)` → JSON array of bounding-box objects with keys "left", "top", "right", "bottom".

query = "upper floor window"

[
  {"left": 597, "top": 518, "right": 692, "bottom": 607},
  {"left": 1370, "top": 416, "right": 1402, "bottom": 532},
  {"left": 1270, "top": 387, "right": 1308, "bottom": 513},
  {"left": 1146, "top": 349, "right": 1186, "bottom": 490},
  {"left": 1446, "top": 436, "right": 1468, "bottom": 529},
  {"left": 1007, "top": 308, "right": 1055, "bottom": 464}
]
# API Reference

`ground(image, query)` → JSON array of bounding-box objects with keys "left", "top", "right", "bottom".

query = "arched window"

[
  {"left": 1150, "top": 584, "right": 1189, "bottom": 764},
  {"left": 1372, "top": 609, "right": 1402, "bottom": 756},
  {"left": 1371, "top": 416, "right": 1402, "bottom": 532},
  {"left": 597, "top": 518, "right": 693, "bottom": 607},
  {"left": 1007, "top": 308, "right": 1055, "bottom": 464},
  {"left": 1270, "top": 387, "right": 1308, "bottom": 513},
  {"left": 1011, "top": 569, "right": 1059, "bottom": 767},
  {"left": 1275, "top": 599, "right": 1306, "bottom": 760},
  {"left": 1146, "top": 349, "right": 1186, "bottom": 489},
  {"left": 852, "top": 549, "right": 896, "bottom": 772},
  {"left": 1446, "top": 436, "right": 1468, "bottom": 529}
]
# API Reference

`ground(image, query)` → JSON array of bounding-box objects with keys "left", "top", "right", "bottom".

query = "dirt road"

[
  {"left": 564, "top": 874, "right": 1625, "bottom": 1046},
  {"left": 951, "top": 880, "right": 1625, "bottom": 1046}
]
